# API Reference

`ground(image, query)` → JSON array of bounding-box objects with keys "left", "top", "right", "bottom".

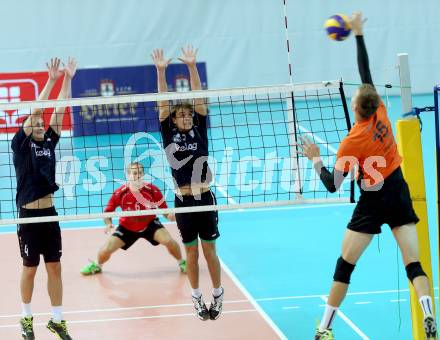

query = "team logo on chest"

[
  {"left": 173, "top": 133, "right": 186, "bottom": 143},
  {"left": 172, "top": 129, "right": 198, "bottom": 152},
  {"left": 31, "top": 142, "right": 51, "bottom": 157}
]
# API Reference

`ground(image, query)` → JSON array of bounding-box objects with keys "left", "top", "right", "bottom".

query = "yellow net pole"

[{"left": 396, "top": 117, "right": 436, "bottom": 340}]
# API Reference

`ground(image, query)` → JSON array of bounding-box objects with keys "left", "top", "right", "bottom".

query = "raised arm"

[
  {"left": 50, "top": 57, "right": 77, "bottom": 136},
  {"left": 151, "top": 49, "right": 172, "bottom": 122},
  {"left": 351, "top": 12, "right": 374, "bottom": 87},
  {"left": 23, "top": 58, "right": 63, "bottom": 136},
  {"left": 178, "top": 45, "right": 207, "bottom": 116}
]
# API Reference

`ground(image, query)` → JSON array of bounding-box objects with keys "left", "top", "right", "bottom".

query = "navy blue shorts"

[
  {"left": 18, "top": 207, "right": 62, "bottom": 267},
  {"left": 174, "top": 190, "right": 219, "bottom": 244}
]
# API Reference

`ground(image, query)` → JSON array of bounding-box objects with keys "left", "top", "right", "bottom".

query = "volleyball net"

[{"left": 0, "top": 80, "right": 353, "bottom": 225}]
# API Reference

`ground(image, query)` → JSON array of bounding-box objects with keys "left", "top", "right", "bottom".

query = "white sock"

[
  {"left": 212, "top": 287, "right": 223, "bottom": 297},
  {"left": 419, "top": 296, "right": 433, "bottom": 318},
  {"left": 22, "top": 303, "right": 32, "bottom": 318},
  {"left": 51, "top": 306, "right": 64, "bottom": 323},
  {"left": 319, "top": 304, "right": 338, "bottom": 331},
  {"left": 191, "top": 288, "right": 202, "bottom": 298}
]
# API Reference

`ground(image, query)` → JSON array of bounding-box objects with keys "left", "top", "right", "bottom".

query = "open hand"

[
  {"left": 297, "top": 136, "right": 321, "bottom": 160},
  {"left": 63, "top": 57, "right": 77, "bottom": 79},
  {"left": 151, "top": 49, "right": 172, "bottom": 70},
  {"left": 46, "top": 58, "right": 64, "bottom": 81},
  {"left": 350, "top": 11, "right": 367, "bottom": 35},
  {"left": 178, "top": 45, "right": 198, "bottom": 66}
]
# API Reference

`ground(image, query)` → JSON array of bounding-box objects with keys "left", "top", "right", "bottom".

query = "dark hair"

[
  {"left": 170, "top": 101, "right": 193, "bottom": 117},
  {"left": 356, "top": 84, "right": 380, "bottom": 119}
]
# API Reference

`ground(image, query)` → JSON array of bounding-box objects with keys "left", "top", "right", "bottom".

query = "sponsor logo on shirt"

[
  {"left": 31, "top": 143, "right": 51, "bottom": 157},
  {"left": 174, "top": 143, "right": 198, "bottom": 152}
]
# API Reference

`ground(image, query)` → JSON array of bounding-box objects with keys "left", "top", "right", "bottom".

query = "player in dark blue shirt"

[
  {"left": 152, "top": 46, "right": 224, "bottom": 321},
  {"left": 11, "top": 57, "right": 76, "bottom": 340}
]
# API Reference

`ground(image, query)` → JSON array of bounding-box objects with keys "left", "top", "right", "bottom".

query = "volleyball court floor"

[{"left": 0, "top": 94, "right": 438, "bottom": 339}]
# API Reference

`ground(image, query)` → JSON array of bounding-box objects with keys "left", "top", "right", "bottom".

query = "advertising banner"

[{"left": 72, "top": 63, "right": 207, "bottom": 136}]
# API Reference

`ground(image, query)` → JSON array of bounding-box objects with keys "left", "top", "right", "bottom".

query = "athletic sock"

[
  {"left": 22, "top": 303, "right": 32, "bottom": 318},
  {"left": 419, "top": 296, "right": 433, "bottom": 318},
  {"left": 319, "top": 304, "right": 338, "bottom": 331}
]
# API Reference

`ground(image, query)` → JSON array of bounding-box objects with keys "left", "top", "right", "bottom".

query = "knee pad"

[
  {"left": 405, "top": 262, "right": 427, "bottom": 283},
  {"left": 333, "top": 256, "right": 355, "bottom": 284}
]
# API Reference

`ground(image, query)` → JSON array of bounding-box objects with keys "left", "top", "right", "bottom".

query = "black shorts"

[
  {"left": 174, "top": 190, "right": 219, "bottom": 244},
  {"left": 113, "top": 218, "right": 164, "bottom": 250},
  {"left": 347, "top": 167, "right": 419, "bottom": 234},
  {"left": 17, "top": 206, "right": 62, "bottom": 267}
]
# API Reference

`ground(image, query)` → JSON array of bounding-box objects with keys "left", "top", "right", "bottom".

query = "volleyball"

[{"left": 324, "top": 14, "right": 352, "bottom": 41}]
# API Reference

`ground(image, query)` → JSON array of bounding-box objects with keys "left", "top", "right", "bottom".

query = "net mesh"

[{"left": 0, "top": 81, "right": 353, "bottom": 225}]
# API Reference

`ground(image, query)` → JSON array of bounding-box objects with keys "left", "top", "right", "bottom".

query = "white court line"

[
  {"left": 390, "top": 299, "right": 407, "bottom": 303},
  {"left": 282, "top": 306, "right": 300, "bottom": 310},
  {"left": 220, "top": 202, "right": 353, "bottom": 214},
  {"left": 219, "top": 258, "right": 288, "bottom": 340},
  {"left": 212, "top": 179, "right": 239, "bottom": 206},
  {"left": 0, "top": 299, "right": 251, "bottom": 319},
  {"left": 0, "top": 287, "right": 432, "bottom": 319},
  {"left": 319, "top": 296, "right": 370, "bottom": 340},
  {"left": 354, "top": 301, "right": 373, "bottom": 305},
  {"left": 254, "top": 288, "right": 414, "bottom": 302},
  {"left": 298, "top": 125, "right": 338, "bottom": 154},
  {"left": 0, "top": 309, "right": 257, "bottom": 329}
]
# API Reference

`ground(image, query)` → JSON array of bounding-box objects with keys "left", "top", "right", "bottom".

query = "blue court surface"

[{"left": 0, "top": 91, "right": 438, "bottom": 339}]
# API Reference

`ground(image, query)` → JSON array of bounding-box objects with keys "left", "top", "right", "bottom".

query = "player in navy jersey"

[
  {"left": 152, "top": 46, "right": 223, "bottom": 321},
  {"left": 80, "top": 162, "right": 186, "bottom": 275},
  {"left": 11, "top": 57, "right": 76, "bottom": 340}
]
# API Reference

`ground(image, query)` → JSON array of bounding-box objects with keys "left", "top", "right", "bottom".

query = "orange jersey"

[{"left": 335, "top": 101, "right": 401, "bottom": 188}]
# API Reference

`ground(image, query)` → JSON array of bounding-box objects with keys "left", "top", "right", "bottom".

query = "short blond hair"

[{"left": 126, "top": 162, "right": 144, "bottom": 174}]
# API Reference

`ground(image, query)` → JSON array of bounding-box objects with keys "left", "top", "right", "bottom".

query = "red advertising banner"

[{"left": 0, "top": 72, "right": 72, "bottom": 133}]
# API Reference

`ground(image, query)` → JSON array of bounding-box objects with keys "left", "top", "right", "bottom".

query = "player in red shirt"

[{"left": 80, "top": 162, "right": 186, "bottom": 275}]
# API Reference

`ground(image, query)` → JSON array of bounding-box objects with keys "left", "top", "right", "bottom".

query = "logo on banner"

[
  {"left": 175, "top": 75, "right": 190, "bottom": 92},
  {"left": 79, "top": 79, "right": 138, "bottom": 122},
  {"left": 0, "top": 79, "right": 39, "bottom": 131},
  {"left": 100, "top": 79, "right": 115, "bottom": 97}
]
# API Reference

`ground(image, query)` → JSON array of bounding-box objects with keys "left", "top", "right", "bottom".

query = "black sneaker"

[
  {"left": 424, "top": 316, "right": 437, "bottom": 340},
  {"left": 20, "top": 316, "right": 35, "bottom": 340},
  {"left": 192, "top": 295, "right": 209, "bottom": 321},
  {"left": 47, "top": 319, "right": 72, "bottom": 340},
  {"left": 209, "top": 288, "right": 224, "bottom": 320}
]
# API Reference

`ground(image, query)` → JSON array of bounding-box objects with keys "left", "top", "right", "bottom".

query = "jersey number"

[{"left": 373, "top": 120, "right": 388, "bottom": 143}]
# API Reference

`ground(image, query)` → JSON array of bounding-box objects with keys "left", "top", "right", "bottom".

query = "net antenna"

[
  {"left": 282, "top": 0, "right": 303, "bottom": 197},
  {"left": 397, "top": 53, "right": 413, "bottom": 115},
  {"left": 435, "top": 84, "right": 440, "bottom": 251}
]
